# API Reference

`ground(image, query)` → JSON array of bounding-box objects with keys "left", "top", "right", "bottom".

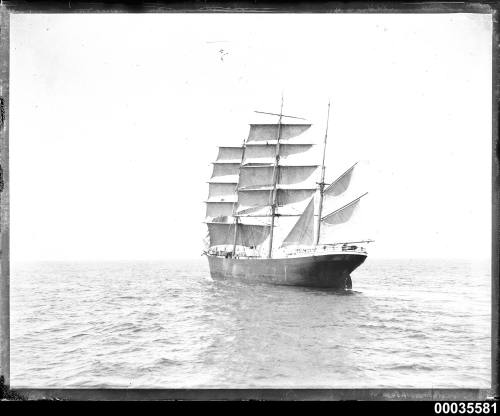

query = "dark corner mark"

[
  {"left": 0, "top": 96, "right": 4, "bottom": 193},
  {"left": 0, "top": 97, "right": 4, "bottom": 131},
  {"left": 0, "top": 376, "right": 24, "bottom": 400}
]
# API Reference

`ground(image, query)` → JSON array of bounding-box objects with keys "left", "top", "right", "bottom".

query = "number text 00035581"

[{"left": 435, "top": 403, "right": 497, "bottom": 414}]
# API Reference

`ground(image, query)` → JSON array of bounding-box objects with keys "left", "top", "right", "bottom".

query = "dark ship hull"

[{"left": 206, "top": 252, "right": 367, "bottom": 289}]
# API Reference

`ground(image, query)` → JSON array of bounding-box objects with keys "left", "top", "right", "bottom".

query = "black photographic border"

[{"left": 0, "top": 0, "right": 497, "bottom": 402}]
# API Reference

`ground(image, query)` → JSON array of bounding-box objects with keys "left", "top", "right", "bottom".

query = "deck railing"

[
  {"left": 282, "top": 244, "right": 367, "bottom": 257},
  {"left": 205, "top": 243, "right": 368, "bottom": 258}
]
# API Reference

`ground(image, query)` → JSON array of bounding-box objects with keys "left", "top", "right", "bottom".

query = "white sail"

[
  {"left": 324, "top": 163, "right": 357, "bottom": 197},
  {"left": 236, "top": 187, "right": 315, "bottom": 214},
  {"left": 238, "top": 165, "right": 318, "bottom": 189},
  {"left": 211, "top": 163, "right": 240, "bottom": 180},
  {"left": 216, "top": 146, "right": 243, "bottom": 163},
  {"left": 319, "top": 193, "right": 368, "bottom": 244},
  {"left": 207, "top": 182, "right": 238, "bottom": 203},
  {"left": 238, "top": 166, "right": 274, "bottom": 188},
  {"left": 205, "top": 201, "right": 235, "bottom": 218},
  {"left": 279, "top": 165, "right": 318, "bottom": 185},
  {"left": 244, "top": 143, "right": 316, "bottom": 166},
  {"left": 281, "top": 197, "right": 315, "bottom": 246},
  {"left": 322, "top": 198, "right": 360, "bottom": 225},
  {"left": 235, "top": 205, "right": 270, "bottom": 216},
  {"left": 235, "top": 196, "right": 312, "bottom": 218},
  {"left": 321, "top": 162, "right": 368, "bottom": 216},
  {"left": 206, "top": 221, "right": 271, "bottom": 247},
  {"left": 277, "top": 188, "right": 316, "bottom": 206},
  {"left": 271, "top": 215, "right": 301, "bottom": 250},
  {"left": 247, "top": 124, "right": 311, "bottom": 142},
  {"left": 236, "top": 189, "right": 272, "bottom": 211}
]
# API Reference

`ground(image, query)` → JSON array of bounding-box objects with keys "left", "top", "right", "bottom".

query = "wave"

[{"left": 385, "top": 364, "right": 436, "bottom": 371}]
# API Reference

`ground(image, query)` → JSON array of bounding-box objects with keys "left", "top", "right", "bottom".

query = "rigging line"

[
  {"left": 319, "top": 102, "right": 331, "bottom": 186},
  {"left": 323, "top": 239, "right": 375, "bottom": 245},
  {"left": 254, "top": 110, "right": 306, "bottom": 120},
  {"left": 232, "top": 136, "right": 248, "bottom": 255},
  {"left": 314, "top": 101, "right": 331, "bottom": 246},
  {"left": 236, "top": 213, "right": 303, "bottom": 217},
  {"left": 267, "top": 94, "right": 284, "bottom": 258}
]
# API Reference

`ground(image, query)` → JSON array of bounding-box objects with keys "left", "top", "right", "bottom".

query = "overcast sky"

[{"left": 10, "top": 12, "right": 492, "bottom": 261}]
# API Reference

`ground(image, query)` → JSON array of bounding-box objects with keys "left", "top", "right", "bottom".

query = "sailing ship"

[{"left": 203, "top": 100, "right": 372, "bottom": 289}]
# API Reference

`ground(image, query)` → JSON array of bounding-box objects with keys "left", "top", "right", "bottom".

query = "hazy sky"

[{"left": 10, "top": 13, "right": 492, "bottom": 261}]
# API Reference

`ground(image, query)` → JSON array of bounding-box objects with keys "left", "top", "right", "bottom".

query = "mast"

[
  {"left": 232, "top": 138, "right": 248, "bottom": 256},
  {"left": 267, "top": 95, "right": 284, "bottom": 258},
  {"left": 314, "top": 101, "right": 331, "bottom": 246}
]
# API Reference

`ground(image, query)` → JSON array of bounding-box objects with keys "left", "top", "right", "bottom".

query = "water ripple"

[{"left": 10, "top": 258, "right": 491, "bottom": 388}]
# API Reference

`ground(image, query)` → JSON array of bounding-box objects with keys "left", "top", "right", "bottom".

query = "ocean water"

[{"left": 10, "top": 258, "right": 491, "bottom": 389}]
